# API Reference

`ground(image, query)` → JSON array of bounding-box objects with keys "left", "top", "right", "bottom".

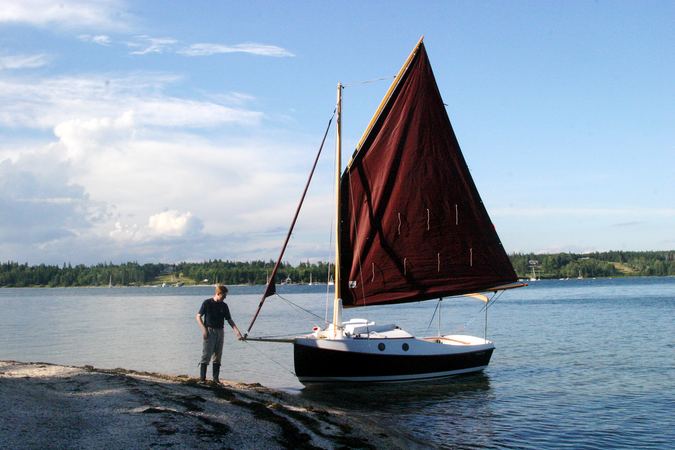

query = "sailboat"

[
  {"left": 246, "top": 38, "right": 524, "bottom": 383},
  {"left": 529, "top": 266, "right": 538, "bottom": 282}
]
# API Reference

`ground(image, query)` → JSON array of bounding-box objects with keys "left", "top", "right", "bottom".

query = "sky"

[{"left": 0, "top": 0, "right": 673, "bottom": 265}]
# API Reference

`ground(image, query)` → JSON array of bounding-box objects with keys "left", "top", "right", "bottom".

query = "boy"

[{"left": 195, "top": 284, "right": 243, "bottom": 383}]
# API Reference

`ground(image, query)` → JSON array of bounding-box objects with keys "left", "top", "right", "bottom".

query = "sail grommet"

[{"left": 378, "top": 343, "right": 386, "bottom": 351}]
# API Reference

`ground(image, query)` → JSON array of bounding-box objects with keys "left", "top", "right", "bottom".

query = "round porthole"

[
  {"left": 402, "top": 343, "right": 409, "bottom": 351},
  {"left": 378, "top": 343, "right": 386, "bottom": 351}
]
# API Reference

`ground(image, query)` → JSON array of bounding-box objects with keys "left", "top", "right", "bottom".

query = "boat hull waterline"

[{"left": 294, "top": 335, "right": 494, "bottom": 383}]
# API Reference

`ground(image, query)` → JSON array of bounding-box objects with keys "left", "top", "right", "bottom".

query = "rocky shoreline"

[{"left": 0, "top": 360, "right": 422, "bottom": 449}]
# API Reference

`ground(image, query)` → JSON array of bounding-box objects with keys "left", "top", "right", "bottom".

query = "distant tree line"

[
  {"left": 510, "top": 250, "right": 675, "bottom": 279},
  {"left": 0, "top": 262, "right": 166, "bottom": 287},
  {"left": 0, "top": 260, "right": 332, "bottom": 287},
  {"left": 175, "top": 260, "right": 332, "bottom": 286},
  {"left": 1, "top": 251, "right": 673, "bottom": 287}
]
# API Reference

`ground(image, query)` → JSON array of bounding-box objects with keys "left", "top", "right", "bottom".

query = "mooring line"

[{"left": 242, "top": 339, "right": 296, "bottom": 377}]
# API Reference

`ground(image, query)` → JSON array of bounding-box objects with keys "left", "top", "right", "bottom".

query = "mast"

[{"left": 332, "top": 82, "right": 343, "bottom": 335}]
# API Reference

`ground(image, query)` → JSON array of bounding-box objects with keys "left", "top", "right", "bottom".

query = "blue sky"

[{"left": 0, "top": 0, "right": 673, "bottom": 265}]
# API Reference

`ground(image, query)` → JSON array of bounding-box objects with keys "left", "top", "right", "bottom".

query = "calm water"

[{"left": 1, "top": 277, "right": 673, "bottom": 448}]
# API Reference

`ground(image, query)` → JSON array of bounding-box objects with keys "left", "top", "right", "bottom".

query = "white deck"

[{"left": 300, "top": 319, "right": 493, "bottom": 356}]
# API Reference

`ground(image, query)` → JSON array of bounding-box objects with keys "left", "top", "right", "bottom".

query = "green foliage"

[
  {"left": 509, "top": 251, "right": 675, "bottom": 279},
  {"left": 0, "top": 261, "right": 164, "bottom": 287},
  {"left": 2, "top": 251, "right": 673, "bottom": 287},
  {"left": 0, "top": 260, "right": 333, "bottom": 287}
]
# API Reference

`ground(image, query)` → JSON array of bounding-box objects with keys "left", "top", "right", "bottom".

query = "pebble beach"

[{"left": 0, "top": 360, "right": 421, "bottom": 449}]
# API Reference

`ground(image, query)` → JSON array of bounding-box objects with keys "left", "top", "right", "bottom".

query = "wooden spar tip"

[{"left": 485, "top": 281, "right": 528, "bottom": 292}]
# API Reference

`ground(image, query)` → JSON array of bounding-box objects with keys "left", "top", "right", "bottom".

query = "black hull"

[{"left": 294, "top": 341, "right": 493, "bottom": 383}]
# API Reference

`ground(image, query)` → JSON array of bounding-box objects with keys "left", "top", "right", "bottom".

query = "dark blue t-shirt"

[{"left": 198, "top": 298, "right": 232, "bottom": 328}]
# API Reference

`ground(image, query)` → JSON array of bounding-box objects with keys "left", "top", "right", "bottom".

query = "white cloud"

[
  {"left": 0, "top": 122, "right": 319, "bottom": 264},
  {"left": 0, "top": 153, "right": 105, "bottom": 245},
  {"left": 76, "top": 33, "right": 293, "bottom": 59},
  {"left": 53, "top": 111, "right": 135, "bottom": 161},
  {"left": 178, "top": 42, "right": 295, "bottom": 58},
  {"left": 0, "top": 53, "right": 314, "bottom": 264},
  {"left": 0, "top": 0, "right": 131, "bottom": 31},
  {"left": 148, "top": 210, "right": 203, "bottom": 237},
  {"left": 0, "top": 53, "right": 50, "bottom": 70},
  {"left": 78, "top": 34, "right": 112, "bottom": 46},
  {"left": 0, "top": 74, "right": 263, "bottom": 130},
  {"left": 213, "top": 92, "right": 256, "bottom": 106},
  {"left": 135, "top": 98, "right": 261, "bottom": 128},
  {"left": 109, "top": 221, "right": 140, "bottom": 241},
  {"left": 127, "top": 35, "right": 178, "bottom": 55},
  {"left": 109, "top": 210, "right": 203, "bottom": 242}
]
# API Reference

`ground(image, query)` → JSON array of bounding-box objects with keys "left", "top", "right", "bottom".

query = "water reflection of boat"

[{"left": 301, "top": 372, "right": 492, "bottom": 409}]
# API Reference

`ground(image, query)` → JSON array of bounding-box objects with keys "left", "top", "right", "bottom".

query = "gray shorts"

[{"left": 200, "top": 327, "right": 224, "bottom": 364}]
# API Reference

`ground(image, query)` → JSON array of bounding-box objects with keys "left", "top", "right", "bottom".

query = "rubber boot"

[
  {"left": 212, "top": 363, "right": 221, "bottom": 384},
  {"left": 199, "top": 363, "right": 207, "bottom": 383}
]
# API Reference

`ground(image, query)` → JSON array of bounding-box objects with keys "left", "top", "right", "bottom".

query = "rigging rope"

[
  {"left": 426, "top": 298, "right": 442, "bottom": 331},
  {"left": 245, "top": 108, "right": 336, "bottom": 336},
  {"left": 275, "top": 293, "right": 330, "bottom": 325},
  {"left": 341, "top": 75, "right": 395, "bottom": 87},
  {"left": 242, "top": 339, "right": 296, "bottom": 377},
  {"left": 423, "top": 291, "right": 505, "bottom": 334},
  {"left": 480, "top": 290, "right": 504, "bottom": 313}
]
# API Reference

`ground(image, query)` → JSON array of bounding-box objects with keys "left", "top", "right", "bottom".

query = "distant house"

[{"left": 160, "top": 266, "right": 175, "bottom": 275}]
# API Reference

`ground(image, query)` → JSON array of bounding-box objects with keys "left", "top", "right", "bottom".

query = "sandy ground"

[{"left": 0, "top": 360, "right": 423, "bottom": 449}]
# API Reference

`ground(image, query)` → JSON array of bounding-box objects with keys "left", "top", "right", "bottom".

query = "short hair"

[{"left": 215, "top": 284, "right": 228, "bottom": 296}]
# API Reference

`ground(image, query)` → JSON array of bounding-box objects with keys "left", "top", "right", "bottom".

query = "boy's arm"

[
  {"left": 228, "top": 319, "right": 244, "bottom": 340},
  {"left": 196, "top": 313, "right": 207, "bottom": 339}
]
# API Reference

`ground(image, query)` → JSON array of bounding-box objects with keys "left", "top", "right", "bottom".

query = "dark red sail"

[{"left": 339, "top": 43, "right": 518, "bottom": 308}]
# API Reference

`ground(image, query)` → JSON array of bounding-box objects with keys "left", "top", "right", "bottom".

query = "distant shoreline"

[
  {"left": 2, "top": 274, "right": 674, "bottom": 289},
  {"left": 3, "top": 251, "right": 673, "bottom": 287}
]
